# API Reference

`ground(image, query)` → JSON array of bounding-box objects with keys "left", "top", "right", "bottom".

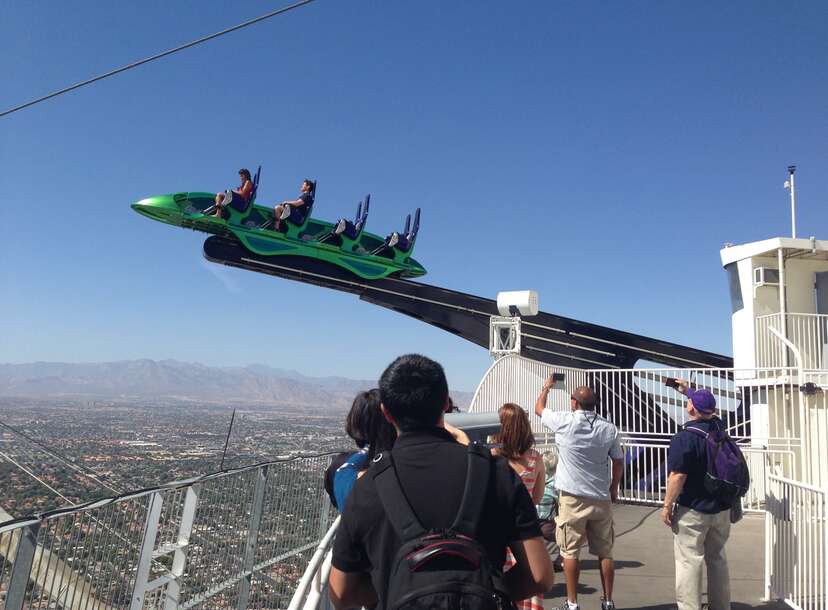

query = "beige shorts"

[{"left": 555, "top": 492, "right": 614, "bottom": 559}]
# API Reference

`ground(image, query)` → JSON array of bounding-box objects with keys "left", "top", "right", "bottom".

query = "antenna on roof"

[{"left": 784, "top": 165, "right": 797, "bottom": 238}]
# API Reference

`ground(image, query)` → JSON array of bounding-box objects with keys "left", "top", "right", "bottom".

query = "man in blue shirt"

[
  {"left": 662, "top": 385, "right": 732, "bottom": 610},
  {"left": 536, "top": 379, "right": 623, "bottom": 610}
]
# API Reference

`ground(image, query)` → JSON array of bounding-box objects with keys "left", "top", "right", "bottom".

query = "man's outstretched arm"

[
  {"left": 534, "top": 376, "right": 555, "bottom": 417},
  {"left": 329, "top": 567, "right": 378, "bottom": 610}
]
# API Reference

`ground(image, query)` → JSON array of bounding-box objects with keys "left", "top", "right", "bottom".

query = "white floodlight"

[{"left": 496, "top": 290, "right": 539, "bottom": 317}]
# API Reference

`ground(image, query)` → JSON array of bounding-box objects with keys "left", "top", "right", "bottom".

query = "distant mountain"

[{"left": 0, "top": 360, "right": 472, "bottom": 409}]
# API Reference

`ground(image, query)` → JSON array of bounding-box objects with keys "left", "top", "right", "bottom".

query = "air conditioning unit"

[{"left": 754, "top": 267, "right": 780, "bottom": 288}]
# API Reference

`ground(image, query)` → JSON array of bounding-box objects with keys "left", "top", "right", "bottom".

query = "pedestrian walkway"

[{"left": 542, "top": 504, "right": 787, "bottom": 610}]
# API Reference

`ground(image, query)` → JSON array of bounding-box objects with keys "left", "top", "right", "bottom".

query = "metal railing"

[
  {"left": 287, "top": 519, "right": 339, "bottom": 610},
  {"left": 536, "top": 442, "right": 793, "bottom": 513},
  {"left": 0, "top": 452, "right": 343, "bottom": 610},
  {"left": 468, "top": 354, "right": 800, "bottom": 450},
  {"left": 468, "top": 353, "right": 828, "bottom": 486},
  {"left": 765, "top": 475, "right": 828, "bottom": 610},
  {"left": 757, "top": 313, "right": 828, "bottom": 370}
]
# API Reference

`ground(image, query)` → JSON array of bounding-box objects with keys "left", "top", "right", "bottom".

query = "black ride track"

[
  {"left": 203, "top": 236, "right": 732, "bottom": 371},
  {"left": 204, "top": 236, "right": 743, "bottom": 494}
]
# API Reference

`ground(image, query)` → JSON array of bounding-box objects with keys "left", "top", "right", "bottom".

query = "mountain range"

[{"left": 0, "top": 360, "right": 472, "bottom": 409}]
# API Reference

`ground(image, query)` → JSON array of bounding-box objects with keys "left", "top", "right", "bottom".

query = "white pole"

[
  {"left": 788, "top": 165, "right": 797, "bottom": 239},
  {"left": 778, "top": 248, "right": 788, "bottom": 367}
]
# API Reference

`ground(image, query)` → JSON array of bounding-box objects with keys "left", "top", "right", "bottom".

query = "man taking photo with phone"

[{"left": 535, "top": 376, "right": 623, "bottom": 610}]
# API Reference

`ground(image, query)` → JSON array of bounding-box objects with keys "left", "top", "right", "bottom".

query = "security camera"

[{"left": 496, "top": 290, "right": 539, "bottom": 317}]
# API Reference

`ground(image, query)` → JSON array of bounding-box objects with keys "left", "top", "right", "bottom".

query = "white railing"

[
  {"left": 289, "top": 518, "right": 340, "bottom": 610},
  {"left": 765, "top": 475, "right": 828, "bottom": 610},
  {"left": 469, "top": 355, "right": 799, "bottom": 448},
  {"left": 757, "top": 313, "right": 828, "bottom": 370},
  {"left": 537, "top": 441, "right": 793, "bottom": 513},
  {"left": 471, "top": 354, "right": 828, "bottom": 485},
  {"left": 0, "top": 451, "right": 344, "bottom": 610}
]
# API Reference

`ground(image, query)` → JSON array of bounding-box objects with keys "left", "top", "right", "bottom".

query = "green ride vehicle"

[{"left": 131, "top": 167, "right": 426, "bottom": 280}]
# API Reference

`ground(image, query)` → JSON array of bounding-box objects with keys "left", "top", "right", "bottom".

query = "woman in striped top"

[{"left": 492, "top": 402, "right": 548, "bottom": 610}]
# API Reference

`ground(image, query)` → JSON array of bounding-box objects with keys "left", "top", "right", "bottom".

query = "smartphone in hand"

[
  {"left": 665, "top": 378, "right": 679, "bottom": 389},
  {"left": 552, "top": 373, "right": 566, "bottom": 390}
]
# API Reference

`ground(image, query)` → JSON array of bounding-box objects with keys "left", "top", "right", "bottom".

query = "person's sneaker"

[
  {"left": 560, "top": 602, "right": 579, "bottom": 610},
  {"left": 601, "top": 599, "right": 616, "bottom": 610}
]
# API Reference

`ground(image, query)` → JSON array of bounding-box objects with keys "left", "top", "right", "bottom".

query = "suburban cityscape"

[
  {"left": 0, "top": 396, "right": 352, "bottom": 517},
  {"left": 0, "top": 359, "right": 473, "bottom": 519}
]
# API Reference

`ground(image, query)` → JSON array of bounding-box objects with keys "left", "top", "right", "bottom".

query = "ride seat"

[
  {"left": 387, "top": 208, "right": 420, "bottom": 252},
  {"left": 335, "top": 195, "right": 370, "bottom": 239},
  {"left": 246, "top": 166, "right": 261, "bottom": 209}
]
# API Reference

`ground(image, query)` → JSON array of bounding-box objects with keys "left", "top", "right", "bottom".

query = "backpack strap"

[
  {"left": 372, "top": 451, "right": 426, "bottom": 542},
  {"left": 450, "top": 442, "right": 491, "bottom": 536},
  {"left": 684, "top": 424, "right": 709, "bottom": 439}
]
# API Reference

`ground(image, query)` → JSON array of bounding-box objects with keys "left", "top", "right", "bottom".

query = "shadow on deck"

[{"left": 542, "top": 504, "right": 786, "bottom": 610}]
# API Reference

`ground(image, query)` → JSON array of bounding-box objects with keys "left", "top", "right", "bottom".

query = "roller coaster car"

[{"left": 131, "top": 167, "right": 426, "bottom": 280}]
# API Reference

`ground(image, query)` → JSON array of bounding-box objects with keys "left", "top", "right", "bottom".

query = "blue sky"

[{"left": 1, "top": 1, "right": 827, "bottom": 391}]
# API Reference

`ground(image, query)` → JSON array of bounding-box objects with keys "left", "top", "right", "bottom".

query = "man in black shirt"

[
  {"left": 329, "top": 354, "right": 554, "bottom": 610},
  {"left": 662, "top": 384, "right": 732, "bottom": 610}
]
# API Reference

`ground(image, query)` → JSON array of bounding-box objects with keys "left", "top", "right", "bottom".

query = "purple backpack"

[{"left": 686, "top": 421, "right": 750, "bottom": 506}]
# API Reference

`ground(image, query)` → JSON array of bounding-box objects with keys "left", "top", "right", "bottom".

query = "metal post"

[
  {"left": 164, "top": 485, "right": 200, "bottom": 610},
  {"left": 237, "top": 465, "right": 269, "bottom": 610},
  {"left": 787, "top": 165, "right": 797, "bottom": 239},
  {"left": 6, "top": 523, "right": 40, "bottom": 610},
  {"left": 764, "top": 479, "right": 773, "bottom": 601},
  {"left": 778, "top": 248, "right": 788, "bottom": 367},
  {"left": 130, "top": 492, "right": 164, "bottom": 610},
  {"left": 823, "top": 487, "right": 828, "bottom": 610}
]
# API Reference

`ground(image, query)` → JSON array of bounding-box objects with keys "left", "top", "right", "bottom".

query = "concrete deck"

[{"left": 542, "top": 504, "right": 787, "bottom": 610}]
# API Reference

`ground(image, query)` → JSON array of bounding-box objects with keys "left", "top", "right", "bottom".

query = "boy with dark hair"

[
  {"left": 378, "top": 353, "right": 448, "bottom": 429},
  {"left": 329, "top": 354, "right": 554, "bottom": 610}
]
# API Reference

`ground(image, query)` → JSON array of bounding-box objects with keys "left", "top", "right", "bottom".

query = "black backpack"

[{"left": 372, "top": 442, "right": 513, "bottom": 610}]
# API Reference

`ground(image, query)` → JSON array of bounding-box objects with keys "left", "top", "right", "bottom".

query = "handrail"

[
  {"left": 757, "top": 312, "right": 828, "bottom": 319},
  {"left": 768, "top": 326, "right": 804, "bottom": 373},
  {"left": 767, "top": 473, "right": 828, "bottom": 494},
  {"left": 0, "top": 449, "right": 348, "bottom": 532},
  {"left": 288, "top": 516, "right": 341, "bottom": 610},
  {"left": 303, "top": 549, "right": 335, "bottom": 610}
]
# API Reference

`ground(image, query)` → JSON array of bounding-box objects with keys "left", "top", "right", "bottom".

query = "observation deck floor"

[{"left": 541, "top": 504, "right": 785, "bottom": 610}]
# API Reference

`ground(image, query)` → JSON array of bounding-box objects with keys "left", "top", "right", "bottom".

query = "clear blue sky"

[{"left": 2, "top": 1, "right": 827, "bottom": 391}]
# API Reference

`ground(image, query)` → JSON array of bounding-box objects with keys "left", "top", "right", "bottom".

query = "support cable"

[
  {"left": 0, "top": 450, "right": 76, "bottom": 505},
  {"left": 0, "top": 420, "right": 121, "bottom": 494},
  {"left": 0, "top": 0, "right": 317, "bottom": 118}
]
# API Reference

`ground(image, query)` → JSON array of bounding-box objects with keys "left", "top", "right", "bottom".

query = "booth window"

[{"left": 725, "top": 263, "right": 744, "bottom": 313}]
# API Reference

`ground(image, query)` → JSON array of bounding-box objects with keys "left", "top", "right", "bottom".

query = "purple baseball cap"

[{"left": 687, "top": 388, "right": 716, "bottom": 414}]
